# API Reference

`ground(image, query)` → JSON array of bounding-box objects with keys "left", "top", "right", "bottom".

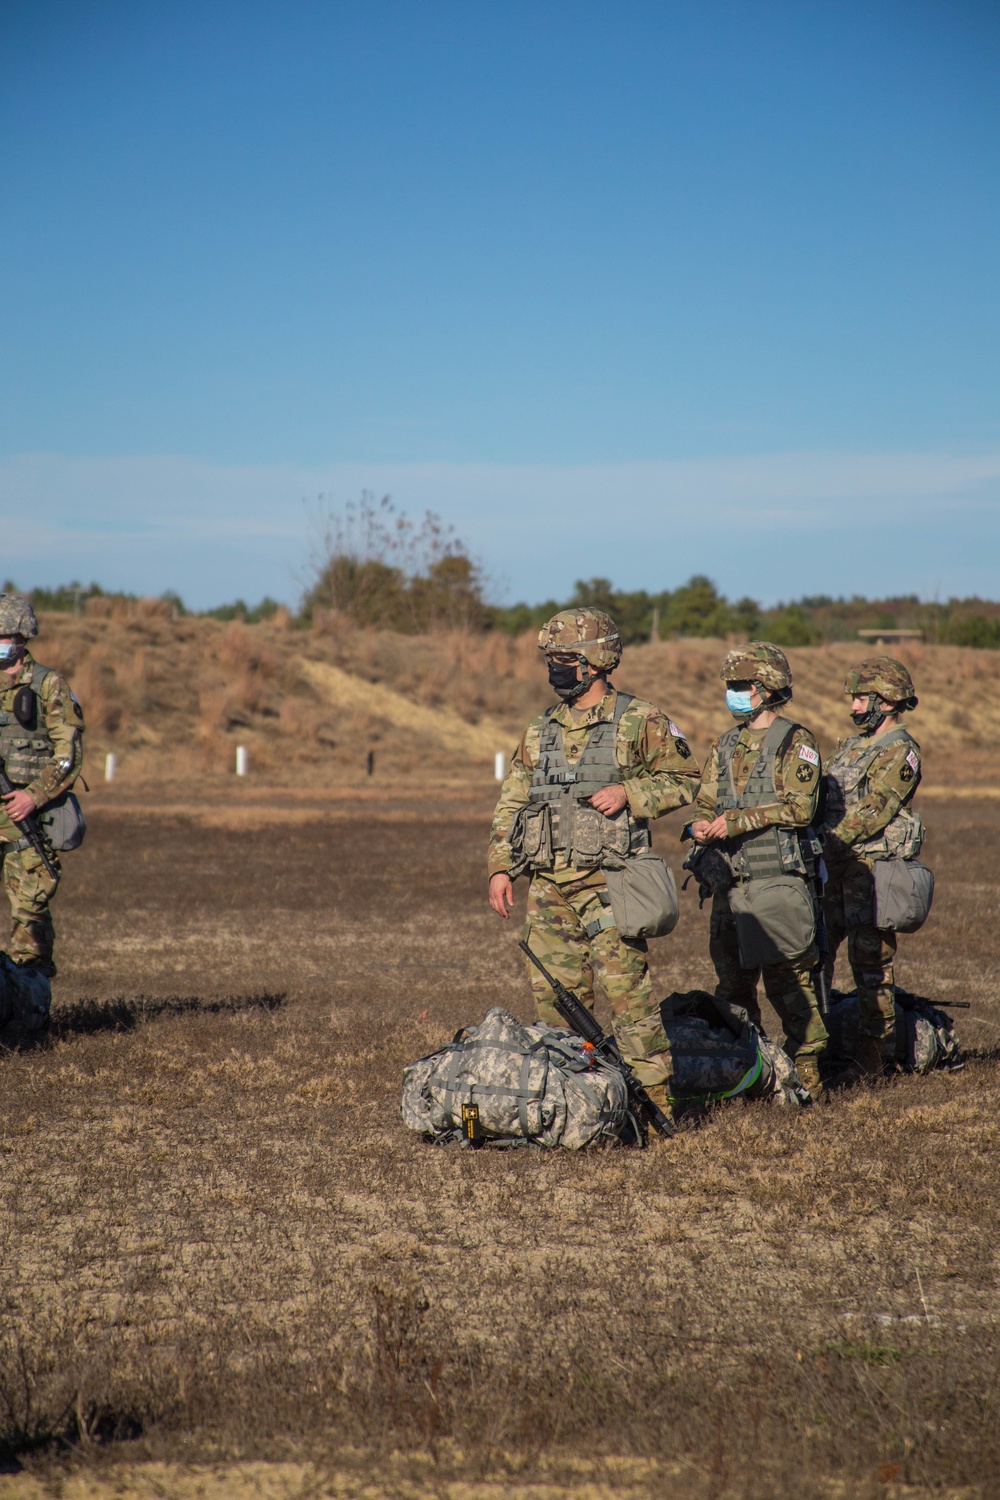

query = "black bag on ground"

[
  {"left": 0, "top": 954, "right": 52, "bottom": 1048},
  {"left": 659, "top": 991, "right": 809, "bottom": 1106},
  {"left": 824, "top": 988, "right": 963, "bottom": 1074}
]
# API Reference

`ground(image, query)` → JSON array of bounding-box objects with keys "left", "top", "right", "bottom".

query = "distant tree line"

[{"left": 6, "top": 489, "right": 1000, "bottom": 649}]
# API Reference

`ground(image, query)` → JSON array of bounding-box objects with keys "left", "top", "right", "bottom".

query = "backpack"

[
  {"left": 0, "top": 954, "right": 52, "bottom": 1048},
  {"left": 659, "top": 991, "right": 809, "bottom": 1107},
  {"left": 824, "top": 988, "right": 963, "bottom": 1074},
  {"left": 401, "top": 1007, "right": 632, "bottom": 1149}
]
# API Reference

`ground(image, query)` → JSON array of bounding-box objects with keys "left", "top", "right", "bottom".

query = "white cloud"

[{"left": 4, "top": 449, "right": 999, "bottom": 607}]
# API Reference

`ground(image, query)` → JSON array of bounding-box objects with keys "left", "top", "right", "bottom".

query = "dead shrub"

[{"left": 69, "top": 659, "right": 122, "bottom": 735}]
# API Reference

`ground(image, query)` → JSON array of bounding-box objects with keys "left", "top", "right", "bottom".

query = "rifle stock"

[{"left": 518, "top": 940, "right": 674, "bottom": 1141}]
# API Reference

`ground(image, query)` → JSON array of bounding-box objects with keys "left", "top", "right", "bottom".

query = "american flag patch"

[
  {"left": 798, "top": 745, "right": 819, "bottom": 766},
  {"left": 906, "top": 749, "right": 919, "bottom": 772},
  {"left": 668, "top": 721, "right": 685, "bottom": 738}
]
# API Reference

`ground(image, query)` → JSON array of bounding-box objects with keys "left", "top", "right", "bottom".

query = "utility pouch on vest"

[
  {"left": 873, "top": 858, "right": 934, "bottom": 934},
  {"left": 571, "top": 802, "right": 632, "bottom": 869},
  {"left": 603, "top": 851, "right": 680, "bottom": 940},
  {"left": 509, "top": 804, "right": 553, "bottom": 875},
  {"left": 39, "top": 792, "right": 86, "bottom": 853},
  {"left": 728, "top": 875, "right": 816, "bottom": 967},
  {"left": 12, "top": 686, "right": 37, "bottom": 729}
]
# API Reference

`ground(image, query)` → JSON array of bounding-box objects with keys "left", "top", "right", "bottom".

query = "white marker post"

[
  {"left": 104, "top": 752, "right": 117, "bottom": 783},
  {"left": 236, "top": 745, "right": 249, "bottom": 777},
  {"left": 494, "top": 751, "right": 506, "bottom": 781}
]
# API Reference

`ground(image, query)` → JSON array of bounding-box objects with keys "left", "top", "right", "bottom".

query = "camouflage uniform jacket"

[
  {"left": 693, "top": 721, "right": 821, "bottom": 835},
  {"left": 489, "top": 686, "right": 700, "bottom": 880},
  {"left": 0, "top": 653, "right": 84, "bottom": 841},
  {"left": 822, "top": 728, "right": 921, "bottom": 866}
]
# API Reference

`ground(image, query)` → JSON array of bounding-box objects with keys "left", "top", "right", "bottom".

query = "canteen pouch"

[
  {"left": 873, "top": 858, "right": 934, "bottom": 934},
  {"left": 39, "top": 791, "right": 86, "bottom": 853},
  {"left": 603, "top": 851, "right": 680, "bottom": 940},
  {"left": 728, "top": 875, "right": 816, "bottom": 967}
]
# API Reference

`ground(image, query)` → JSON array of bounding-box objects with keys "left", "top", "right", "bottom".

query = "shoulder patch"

[
  {"left": 797, "top": 744, "right": 819, "bottom": 766},
  {"left": 668, "top": 721, "right": 684, "bottom": 738},
  {"left": 905, "top": 748, "right": 919, "bottom": 773}
]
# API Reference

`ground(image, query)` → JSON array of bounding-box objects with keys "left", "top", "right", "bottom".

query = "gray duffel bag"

[
  {"left": 727, "top": 875, "right": 816, "bottom": 967},
  {"left": 603, "top": 851, "right": 680, "bottom": 940},
  {"left": 873, "top": 858, "right": 934, "bottom": 934}
]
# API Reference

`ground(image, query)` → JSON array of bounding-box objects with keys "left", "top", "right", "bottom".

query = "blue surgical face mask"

[{"left": 725, "top": 688, "right": 753, "bottom": 716}]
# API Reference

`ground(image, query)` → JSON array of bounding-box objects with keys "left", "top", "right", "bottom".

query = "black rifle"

[
  {"left": 0, "top": 757, "right": 58, "bottom": 881},
  {"left": 894, "top": 989, "right": 970, "bottom": 1012},
  {"left": 518, "top": 940, "right": 674, "bottom": 1142}
]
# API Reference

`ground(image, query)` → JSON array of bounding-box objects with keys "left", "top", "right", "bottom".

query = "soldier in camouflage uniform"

[
  {"left": 820, "top": 657, "right": 923, "bottom": 1079},
  {"left": 0, "top": 594, "right": 85, "bottom": 976},
  {"left": 686, "top": 643, "right": 828, "bottom": 1099},
  {"left": 488, "top": 609, "right": 700, "bottom": 1110}
]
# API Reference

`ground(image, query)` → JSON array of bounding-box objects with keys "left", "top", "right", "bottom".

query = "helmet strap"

[
  {"left": 850, "top": 694, "right": 888, "bottom": 734},
  {"left": 735, "top": 682, "right": 790, "bottom": 726}
]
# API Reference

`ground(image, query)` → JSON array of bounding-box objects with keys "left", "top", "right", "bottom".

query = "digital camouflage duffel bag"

[
  {"left": 401, "top": 1006, "right": 632, "bottom": 1149},
  {"left": 824, "top": 988, "right": 963, "bottom": 1075}
]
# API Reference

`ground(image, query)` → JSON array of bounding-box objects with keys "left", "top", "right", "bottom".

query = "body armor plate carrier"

[
  {"left": 823, "top": 725, "right": 924, "bottom": 860},
  {"left": 0, "top": 662, "right": 56, "bottom": 787},
  {"left": 715, "top": 717, "right": 821, "bottom": 882},
  {"left": 511, "top": 692, "right": 651, "bottom": 875}
]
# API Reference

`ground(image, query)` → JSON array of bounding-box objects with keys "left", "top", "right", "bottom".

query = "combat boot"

[
  {"left": 644, "top": 1082, "right": 671, "bottom": 1112},
  {"left": 794, "top": 1052, "right": 824, "bottom": 1102},
  {"left": 853, "top": 1034, "right": 887, "bottom": 1080}
]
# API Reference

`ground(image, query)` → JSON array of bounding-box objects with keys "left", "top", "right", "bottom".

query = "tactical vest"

[
  {"left": 0, "top": 662, "right": 56, "bottom": 786},
  {"left": 823, "top": 725, "right": 924, "bottom": 860},
  {"left": 514, "top": 692, "right": 650, "bottom": 873},
  {"left": 715, "top": 717, "right": 820, "bottom": 882}
]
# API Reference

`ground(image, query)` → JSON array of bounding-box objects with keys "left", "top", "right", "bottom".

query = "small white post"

[
  {"left": 104, "top": 752, "right": 117, "bottom": 783},
  {"left": 494, "top": 751, "right": 506, "bottom": 781},
  {"left": 236, "top": 745, "right": 249, "bottom": 777}
]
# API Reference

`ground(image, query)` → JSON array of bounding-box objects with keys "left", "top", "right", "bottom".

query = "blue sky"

[{"left": 2, "top": 0, "right": 998, "bottom": 608}]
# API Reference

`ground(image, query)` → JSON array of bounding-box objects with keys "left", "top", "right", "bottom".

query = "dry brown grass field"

[{"left": 1, "top": 615, "right": 999, "bottom": 1498}]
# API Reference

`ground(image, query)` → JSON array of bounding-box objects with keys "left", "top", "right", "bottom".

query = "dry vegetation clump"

[{"left": 0, "top": 798, "right": 998, "bottom": 1494}]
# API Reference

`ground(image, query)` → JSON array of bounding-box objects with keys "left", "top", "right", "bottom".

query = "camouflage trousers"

[
  {"left": 823, "top": 860, "right": 897, "bottom": 1043},
  {"left": 0, "top": 840, "right": 60, "bottom": 976},
  {"left": 522, "top": 869, "right": 672, "bottom": 1096},
  {"left": 709, "top": 894, "right": 828, "bottom": 1064}
]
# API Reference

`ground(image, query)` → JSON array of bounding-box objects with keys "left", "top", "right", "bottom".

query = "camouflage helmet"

[
  {"left": 719, "top": 640, "right": 792, "bottom": 693},
  {"left": 0, "top": 593, "right": 38, "bottom": 641},
  {"left": 844, "top": 657, "right": 917, "bottom": 709},
  {"left": 537, "top": 608, "right": 623, "bottom": 672}
]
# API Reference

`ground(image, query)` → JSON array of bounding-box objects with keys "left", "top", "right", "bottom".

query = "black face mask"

[
  {"left": 851, "top": 695, "right": 885, "bottom": 733},
  {"left": 547, "top": 658, "right": 588, "bottom": 702}
]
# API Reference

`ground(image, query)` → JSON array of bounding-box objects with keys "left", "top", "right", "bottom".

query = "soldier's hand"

[
  {"left": 690, "top": 819, "right": 713, "bottom": 843},
  {"left": 2, "top": 788, "right": 36, "bottom": 824},
  {"left": 696, "top": 815, "right": 730, "bottom": 843},
  {"left": 489, "top": 872, "right": 515, "bottom": 919},
  {"left": 590, "top": 784, "right": 628, "bottom": 816}
]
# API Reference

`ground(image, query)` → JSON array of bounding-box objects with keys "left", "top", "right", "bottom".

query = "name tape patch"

[
  {"left": 906, "top": 749, "right": 919, "bottom": 772},
  {"left": 797, "top": 745, "right": 820, "bottom": 766}
]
